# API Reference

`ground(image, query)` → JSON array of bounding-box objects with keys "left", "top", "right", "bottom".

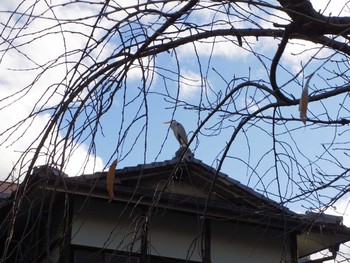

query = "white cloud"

[
  {"left": 325, "top": 194, "right": 350, "bottom": 227},
  {"left": 279, "top": 1, "right": 349, "bottom": 74},
  {"left": 179, "top": 70, "right": 204, "bottom": 99},
  {"left": 0, "top": 1, "right": 109, "bottom": 181},
  {"left": 281, "top": 39, "right": 334, "bottom": 74},
  {"left": 311, "top": 0, "right": 350, "bottom": 16},
  {"left": 176, "top": 34, "right": 252, "bottom": 60},
  {"left": 0, "top": 105, "right": 105, "bottom": 181},
  {"left": 0, "top": 0, "right": 163, "bottom": 182},
  {"left": 173, "top": 0, "right": 290, "bottom": 61},
  {"left": 240, "top": 97, "right": 260, "bottom": 113}
]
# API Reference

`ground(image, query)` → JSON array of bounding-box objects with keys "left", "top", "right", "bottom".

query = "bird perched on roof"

[{"left": 164, "top": 120, "right": 188, "bottom": 148}]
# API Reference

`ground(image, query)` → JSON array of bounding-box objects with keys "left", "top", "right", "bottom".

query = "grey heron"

[{"left": 164, "top": 120, "right": 188, "bottom": 147}]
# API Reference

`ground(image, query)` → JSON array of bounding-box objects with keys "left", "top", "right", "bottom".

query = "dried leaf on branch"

[
  {"left": 107, "top": 159, "right": 118, "bottom": 202},
  {"left": 299, "top": 73, "right": 314, "bottom": 125}
]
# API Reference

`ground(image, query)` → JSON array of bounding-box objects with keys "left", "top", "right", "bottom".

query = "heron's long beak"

[{"left": 163, "top": 121, "right": 171, "bottom": 124}]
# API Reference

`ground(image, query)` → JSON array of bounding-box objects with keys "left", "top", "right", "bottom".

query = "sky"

[{"left": 1, "top": 0, "right": 350, "bottom": 224}]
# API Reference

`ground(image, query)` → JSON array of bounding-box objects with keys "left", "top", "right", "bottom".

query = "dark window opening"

[
  {"left": 73, "top": 247, "right": 201, "bottom": 263},
  {"left": 73, "top": 248, "right": 138, "bottom": 263}
]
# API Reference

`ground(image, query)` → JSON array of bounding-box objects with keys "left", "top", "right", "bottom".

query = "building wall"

[
  {"left": 211, "top": 220, "right": 291, "bottom": 262},
  {"left": 71, "top": 197, "right": 291, "bottom": 262},
  {"left": 71, "top": 197, "right": 143, "bottom": 252},
  {"left": 148, "top": 210, "right": 203, "bottom": 261}
]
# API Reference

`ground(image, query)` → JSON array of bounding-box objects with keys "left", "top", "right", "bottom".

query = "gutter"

[{"left": 303, "top": 244, "right": 339, "bottom": 263}]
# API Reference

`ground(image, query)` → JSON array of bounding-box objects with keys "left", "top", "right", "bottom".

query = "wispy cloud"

[
  {"left": 179, "top": 70, "right": 205, "bottom": 99},
  {"left": 311, "top": 0, "right": 350, "bottom": 16},
  {"left": 0, "top": 1, "right": 109, "bottom": 180}
]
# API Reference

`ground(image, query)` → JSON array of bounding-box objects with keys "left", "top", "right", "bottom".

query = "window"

[
  {"left": 106, "top": 253, "right": 139, "bottom": 263},
  {"left": 73, "top": 248, "right": 139, "bottom": 263},
  {"left": 73, "top": 249, "right": 103, "bottom": 263},
  {"left": 73, "top": 247, "right": 200, "bottom": 263}
]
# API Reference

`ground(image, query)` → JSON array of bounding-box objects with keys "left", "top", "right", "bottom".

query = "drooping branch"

[{"left": 277, "top": 0, "right": 350, "bottom": 36}]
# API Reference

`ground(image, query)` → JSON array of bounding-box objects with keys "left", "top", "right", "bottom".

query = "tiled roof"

[
  {"left": 69, "top": 152, "right": 292, "bottom": 216},
  {"left": 0, "top": 181, "right": 17, "bottom": 199},
  {"left": 28, "top": 152, "right": 347, "bottom": 228}
]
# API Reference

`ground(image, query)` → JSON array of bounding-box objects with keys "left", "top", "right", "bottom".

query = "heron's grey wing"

[{"left": 176, "top": 123, "right": 188, "bottom": 146}]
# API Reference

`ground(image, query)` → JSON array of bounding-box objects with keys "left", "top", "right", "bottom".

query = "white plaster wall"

[
  {"left": 71, "top": 197, "right": 142, "bottom": 252},
  {"left": 71, "top": 198, "right": 291, "bottom": 262},
  {"left": 211, "top": 220, "right": 291, "bottom": 262},
  {"left": 148, "top": 211, "right": 203, "bottom": 261}
]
